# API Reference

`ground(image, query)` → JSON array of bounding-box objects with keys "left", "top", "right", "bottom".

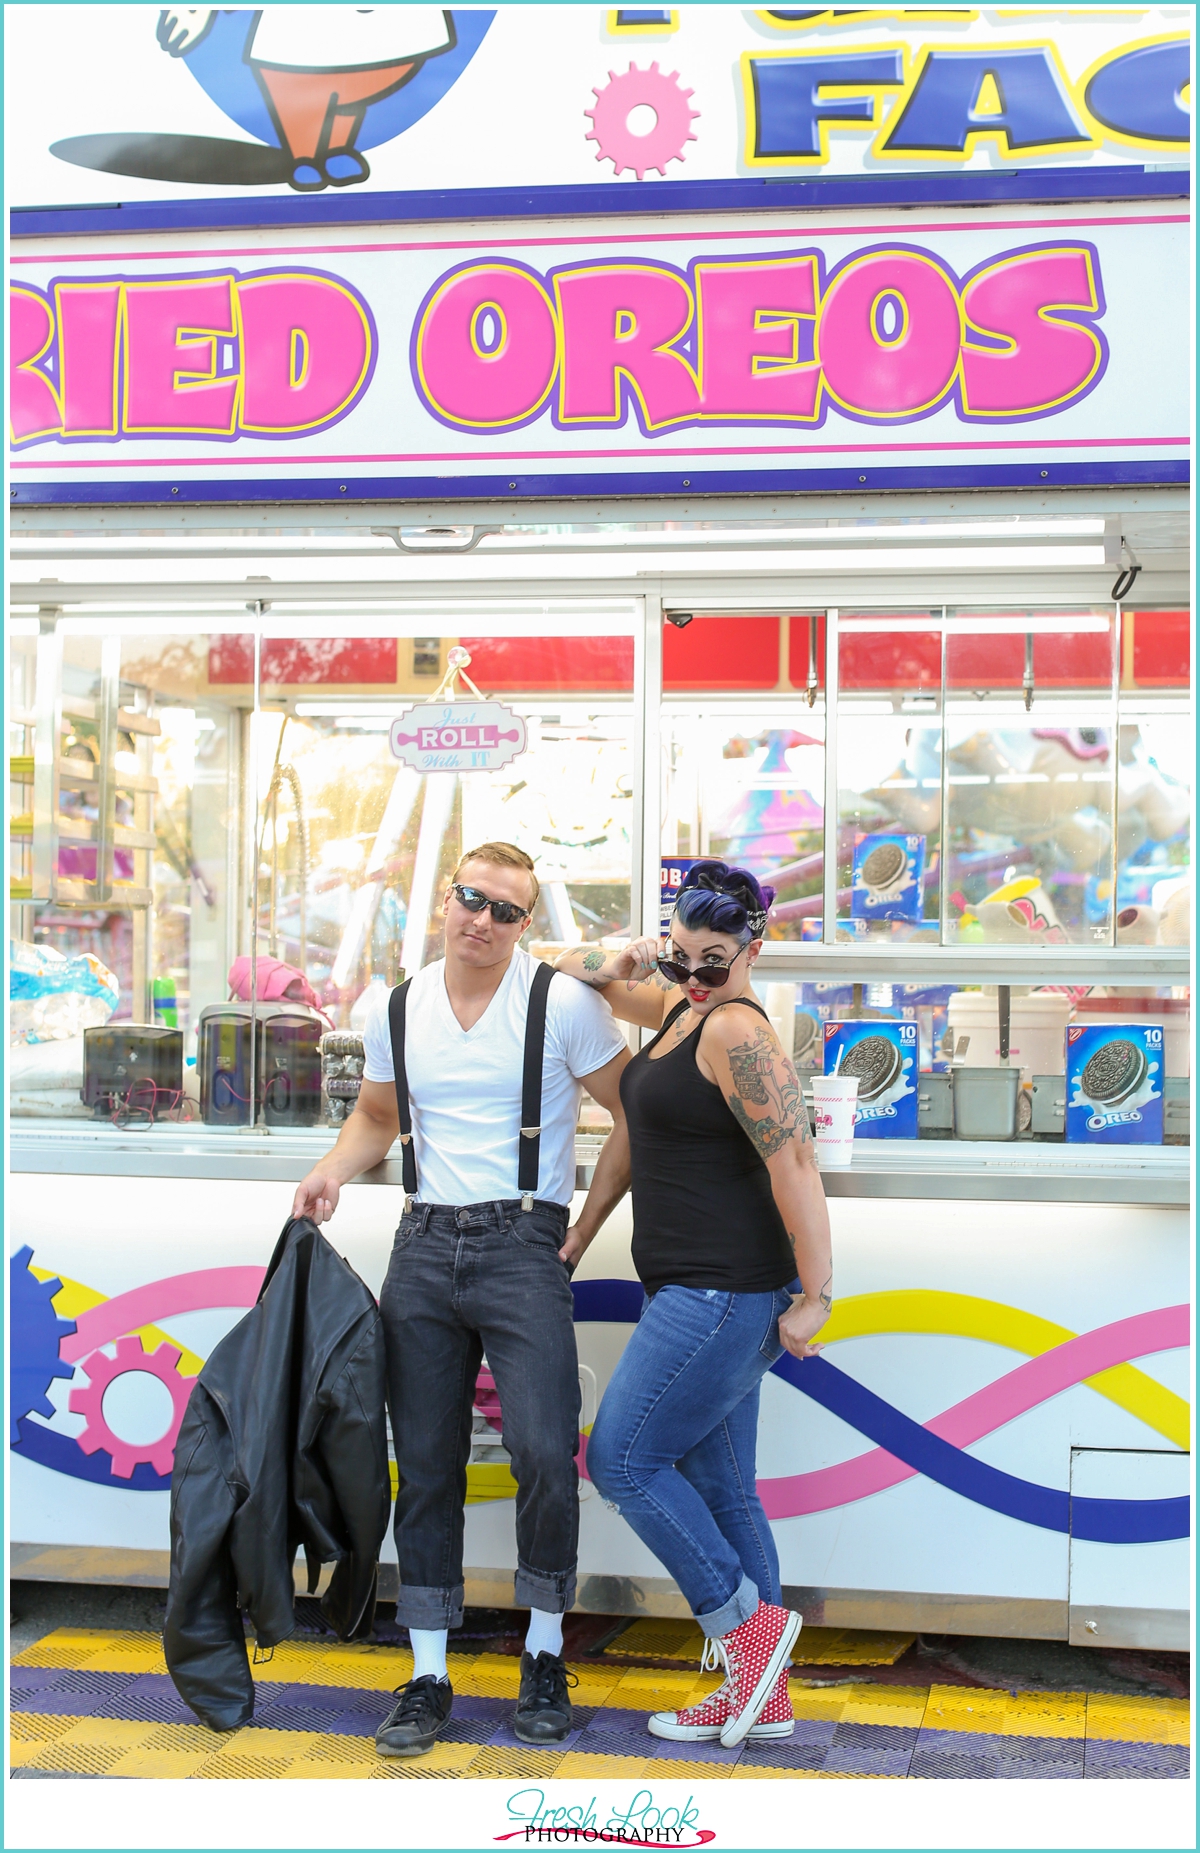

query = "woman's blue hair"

[{"left": 673, "top": 861, "right": 776, "bottom": 942}]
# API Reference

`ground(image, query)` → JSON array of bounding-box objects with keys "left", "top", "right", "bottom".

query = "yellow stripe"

[
  {"left": 823, "top": 1291, "right": 1189, "bottom": 1451},
  {"left": 32, "top": 1267, "right": 207, "bottom": 1377}
]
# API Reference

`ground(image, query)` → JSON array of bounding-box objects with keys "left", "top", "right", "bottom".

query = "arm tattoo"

[
  {"left": 729, "top": 1093, "right": 795, "bottom": 1160},
  {"left": 724, "top": 1025, "right": 809, "bottom": 1150},
  {"left": 582, "top": 950, "right": 605, "bottom": 970},
  {"left": 786, "top": 1243, "right": 834, "bottom": 1315},
  {"left": 625, "top": 968, "right": 676, "bottom": 993}
]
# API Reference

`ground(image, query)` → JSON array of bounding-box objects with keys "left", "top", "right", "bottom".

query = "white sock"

[
  {"left": 409, "top": 1627, "right": 448, "bottom": 1681},
  {"left": 525, "top": 1608, "right": 564, "bottom": 1660}
]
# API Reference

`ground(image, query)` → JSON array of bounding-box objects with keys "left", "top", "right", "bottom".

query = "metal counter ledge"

[{"left": 8, "top": 1123, "right": 1188, "bottom": 1206}]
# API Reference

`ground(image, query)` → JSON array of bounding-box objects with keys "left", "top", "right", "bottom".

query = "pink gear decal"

[
  {"left": 68, "top": 1336, "right": 197, "bottom": 1479},
  {"left": 585, "top": 63, "right": 699, "bottom": 180}
]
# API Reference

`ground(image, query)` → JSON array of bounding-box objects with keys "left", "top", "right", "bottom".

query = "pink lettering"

[
  {"left": 961, "top": 247, "right": 1103, "bottom": 417},
  {"left": 818, "top": 250, "right": 962, "bottom": 417},
  {"left": 240, "top": 272, "right": 372, "bottom": 433},
  {"left": 9, "top": 286, "right": 60, "bottom": 444},
  {"left": 415, "top": 262, "right": 558, "bottom": 428},
  {"left": 695, "top": 256, "right": 820, "bottom": 421},
  {"left": 124, "top": 277, "right": 239, "bottom": 434},
  {"left": 555, "top": 264, "right": 700, "bottom": 429},
  {"left": 57, "top": 283, "right": 121, "bottom": 437}
]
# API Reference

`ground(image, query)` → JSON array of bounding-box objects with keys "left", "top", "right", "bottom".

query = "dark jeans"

[
  {"left": 587, "top": 1284, "right": 792, "bottom": 1638},
  {"left": 378, "top": 1197, "right": 581, "bottom": 1632}
]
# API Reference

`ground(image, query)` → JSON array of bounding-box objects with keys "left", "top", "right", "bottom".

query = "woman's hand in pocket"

[{"left": 778, "top": 1292, "right": 829, "bottom": 1360}]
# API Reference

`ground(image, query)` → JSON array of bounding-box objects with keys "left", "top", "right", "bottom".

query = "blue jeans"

[{"left": 587, "top": 1284, "right": 793, "bottom": 1638}]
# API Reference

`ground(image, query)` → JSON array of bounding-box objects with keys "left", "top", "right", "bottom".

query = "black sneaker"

[
  {"left": 375, "top": 1674, "right": 454, "bottom": 1757},
  {"left": 513, "top": 1651, "right": 577, "bottom": 1744}
]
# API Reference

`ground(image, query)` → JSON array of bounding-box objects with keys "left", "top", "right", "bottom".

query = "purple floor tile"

[
  {"left": 93, "top": 1691, "right": 203, "bottom": 1726},
  {"left": 788, "top": 1718, "right": 838, "bottom": 1748},
  {"left": 1085, "top": 1740, "right": 1189, "bottom": 1780},
  {"left": 36, "top": 1669, "right": 138, "bottom": 1697},
  {"left": 125, "top": 1672, "right": 191, "bottom": 1700},
  {"left": 585, "top": 1707, "right": 656, "bottom": 1735},
  {"left": 918, "top": 1727, "right": 1082, "bottom": 1764},
  {"left": 266, "top": 1680, "right": 387, "bottom": 1712},
  {"left": 910, "top": 1749, "right": 1007, "bottom": 1780},
  {"left": 738, "top": 1740, "right": 830, "bottom": 1772},
  {"left": 10, "top": 1668, "right": 72, "bottom": 1693},
  {"left": 580, "top": 1728, "right": 740, "bottom": 1766},
  {"left": 485, "top": 1722, "right": 585, "bottom": 1754},
  {"left": 254, "top": 1702, "right": 345, "bottom": 1734},
  {"left": 989, "top": 1756, "right": 1082, "bottom": 1780},
  {"left": 450, "top": 1696, "right": 511, "bottom": 1725},
  {"left": 10, "top": 1690, "right": 131, "bottom": 1719},
  {"left": 438, "top": 1717, "right": 500, "bottom": 1747}
]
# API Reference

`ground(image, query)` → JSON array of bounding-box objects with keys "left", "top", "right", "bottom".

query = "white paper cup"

[{"left": 811, "top": 1075, "right": 860, "bottom": 1167}]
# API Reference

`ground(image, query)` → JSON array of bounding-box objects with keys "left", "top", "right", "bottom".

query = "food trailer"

[{"left": 9, "top": 4, "right": 1190, "bottom": 1650}]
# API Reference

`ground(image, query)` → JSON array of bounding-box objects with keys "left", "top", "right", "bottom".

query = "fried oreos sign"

[{"left": 10, "top": 212, "right": 1186, "bottom": 499}]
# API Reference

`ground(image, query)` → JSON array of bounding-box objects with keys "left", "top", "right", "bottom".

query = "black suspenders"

[{"left": 387, "top": 961, "right": 556, "bottom": 1212}]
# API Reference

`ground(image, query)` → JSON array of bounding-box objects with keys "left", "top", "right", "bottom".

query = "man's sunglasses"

[
  {"left": 451, "top": 882, "right": 530, "bottom": 925},
  {"left": 656, "top": 943, "right": 748, "bottom": 989}
]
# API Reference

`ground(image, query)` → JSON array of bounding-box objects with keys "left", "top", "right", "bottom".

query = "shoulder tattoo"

[{"left": 724, "top": 1024, "right": 809, "bottom": 1152}]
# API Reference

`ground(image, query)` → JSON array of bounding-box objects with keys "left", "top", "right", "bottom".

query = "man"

[{"left": 293, "top": 842, "right": 630, "bottom": 1757}]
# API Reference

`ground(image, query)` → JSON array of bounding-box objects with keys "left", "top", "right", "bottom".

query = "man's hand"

[
  {"left": 558, "top": 1224, "right": 593, "bottom": 1270},
  {"left": 778, "top": 1292, "right": 829, "bottom": 1360},
  {"left": 293, "top": 1173, "right": 341, "bottom": 1226}
]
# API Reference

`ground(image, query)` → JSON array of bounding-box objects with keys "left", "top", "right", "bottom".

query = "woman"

[{"left": 555, "top": 862, "right": 833, "bottom": 1749}]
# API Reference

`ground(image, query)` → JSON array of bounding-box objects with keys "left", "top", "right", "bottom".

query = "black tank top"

[{"left": 619, "top": 996, "right": 797, "bottom": 1296}]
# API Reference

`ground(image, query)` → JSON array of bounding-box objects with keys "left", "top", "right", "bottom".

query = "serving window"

[{"left": 8, "top": 593, "right": 1189, "bottom": 1136}]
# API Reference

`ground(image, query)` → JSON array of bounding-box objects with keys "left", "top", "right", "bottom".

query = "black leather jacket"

[{"left": 164, "top": 1216, "right": 390, "bottom": 1730}]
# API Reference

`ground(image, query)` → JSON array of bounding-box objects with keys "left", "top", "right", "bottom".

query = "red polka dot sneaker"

[
  {"left": 648, "top": 1662, "right": 794, "bottom": 1742},
  {"left": 717, "top": 1601, "right": 802, "bottom": 1747}
]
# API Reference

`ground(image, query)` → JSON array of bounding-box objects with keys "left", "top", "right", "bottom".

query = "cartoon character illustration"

[
  {"left": 50, "top": 8, "right": 494, "bottom": 192},
  {"left": 158, "top": 6, "right": 455, "bottom": 190}
]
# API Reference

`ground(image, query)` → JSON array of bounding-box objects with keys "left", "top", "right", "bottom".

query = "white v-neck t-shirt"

[{"left": 361, "top": 950, "right": 625, "bottom": 1208}]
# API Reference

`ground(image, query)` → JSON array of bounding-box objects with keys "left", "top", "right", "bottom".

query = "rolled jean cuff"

[
  {"left": 696, "top": 1573, "right": 760, "bottom": 1642},
  {"left": 393, "top": 1581, "right": 464, "bottom": 1632},
  {"left": 514, "top": 1559, "right": 576, "bottom": 1615}
]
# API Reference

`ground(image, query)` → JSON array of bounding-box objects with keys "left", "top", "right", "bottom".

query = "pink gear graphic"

[
  {"left": 585, "top": 63, "right": 699, "bottom": 180},
  {"left": 68, "top": 1335, "right": 197, "bottom": 1478}
]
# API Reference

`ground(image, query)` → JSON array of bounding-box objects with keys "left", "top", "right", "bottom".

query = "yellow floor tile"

[
  {"left": 448, "top": 1652, "right": 522, "bottom": 1697},
  {"left": 603, "top": 1619, "right": 705, "bottom": 1662},
  {"left": 555, "top": 1752, "right": 656, "bottom": 1778},
  {"left": 1086, "top": 1695, "right": 1190, "bottom": 1746},
  {"left": 466, "top": 1745, "right": 567, "bottom": 1779},
  {"left": 22, "top": 1741, "right": 140, "bottom": 1776},
  {"left": 400, "top": 1742, "right": 505, "bottom": 1774},
  {"left": 41, "top": 1717, "right": 160, "bottom": 1750},
  {"left": 792, "top": 1629, "right": 915, "bottom": 1668},
  {"left": 790, "top": 1690, "right": 858, "bottom": 1723},
  {"left": 642, "top": 1759, "right": 743, "bottom": 1780},
  {"left": 839, "top": 1684, "right": 930, "bottom": 1729},
  {"left": 369, "top": 1755, "right": 483, "bottom": 1780},
  {"left": 279, "top": 1757, "right": 381, "bottom": 1779},
  {"left": 923, "top": 1686, "right": 1087, "bottom": 1740},
  {"left": 10, "top": 1713, "right": 79, "bottom": 1745},
  {"left": 107, "top": 1746, "right": 222, "bottom": 1779},
  {"left": 193, "top": 1751, "right": 301, "bottom": 1778},
  {"left": 1005, "top": 1692, "right": 1087, "bottom": 1739}
]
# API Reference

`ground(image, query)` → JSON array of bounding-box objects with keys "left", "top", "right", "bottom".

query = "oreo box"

[
  {"left": 1066, "top": 1023, "right": 1163, "bottom": 1144},
  {"left": 823, "top": 1021, "right": 919, "bottom": 1138},
  {"left": 851, "top": 832, "right": 926, "bottom": 923}
]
